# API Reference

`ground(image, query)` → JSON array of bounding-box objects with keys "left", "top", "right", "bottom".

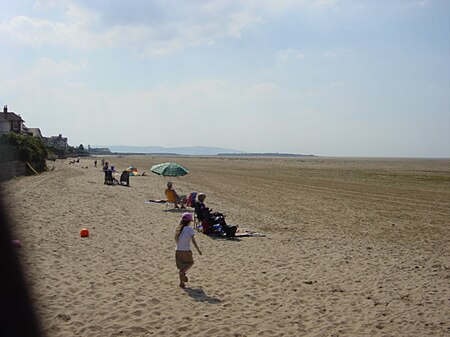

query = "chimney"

[{"left": 3, "top": 105, "right": 7, "bottom": 117}]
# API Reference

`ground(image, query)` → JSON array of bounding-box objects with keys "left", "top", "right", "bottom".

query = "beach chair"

[
  {"left": 165, "top": 189, "right": 177, "bottom": 208},
  {"left": 193, "top": 204, "right": 216, "bottom": 234},
  {"left": 194, "top": 204, "right": 236, "bottom": 237},
  {"left": 193, "top": 212, "right": 204, "bottom": 232},
  {"left": 194, "top": 217, "right": 212, "bottom": 234},
  {"left": 186, "top": 192, "right": 197, "bottom": 208}
]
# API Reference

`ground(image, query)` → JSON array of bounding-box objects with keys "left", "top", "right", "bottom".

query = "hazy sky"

[{"left": 0, "top": 0, "right": 449, "bottom": 157}]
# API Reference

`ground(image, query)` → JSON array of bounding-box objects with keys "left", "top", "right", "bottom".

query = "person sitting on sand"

[
  {"left": 175, "top": 212, "right": 202, "bottom": 289},
  {"left": 104, "top": 169, "right": 118, "bottom": 185},
  {"left": 194, "top": 193, "right": 237, "bottom": 237},
  {"left": 120, "top": 170, "right": 130, "bottom": 186},
  {"left": 165, "top": 182, "right": 187, "bottom": 209}
]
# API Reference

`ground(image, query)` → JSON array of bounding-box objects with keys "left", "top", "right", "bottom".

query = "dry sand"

[{"left": 1, "top": 156, "right": 449, "bottom": 337}]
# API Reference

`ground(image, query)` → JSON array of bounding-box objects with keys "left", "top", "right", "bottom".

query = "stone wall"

[
  {"left": 0, "top": 145, "right": 19, "bottom": 162},
  {"left": 0, "top": 161, "right": 26, "bottom": 181}
]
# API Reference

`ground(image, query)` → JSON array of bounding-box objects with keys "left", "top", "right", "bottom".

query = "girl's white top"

[{"left": 176, "top": 226, "right": 195, "bottom": 251}]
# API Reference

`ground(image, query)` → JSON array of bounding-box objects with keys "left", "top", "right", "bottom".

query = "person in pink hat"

[{"left": 174, "top": 212, "right": 202, "bottom": 288}]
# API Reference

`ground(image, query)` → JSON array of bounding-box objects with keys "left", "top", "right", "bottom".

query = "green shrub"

[{"left": 0, "top": 133, "right": 48, "bottom": 172}]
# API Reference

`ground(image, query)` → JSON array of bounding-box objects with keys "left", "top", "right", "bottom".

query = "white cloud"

[
  {"left": 226, "top": 12, "right": 261, "bottom": 38},
  {"left": 323, "top": 48, "right": 353, "bottom": 58},
  {"left": 276, "top": 48, "right": 305, "bottom": 63},
  {"left": 0, "top": 15, "right": 57, "bottom": 48},
  {"left": 30, "top": 58, "right": 84, "bottom": 81},
  {"left": 2, "top": 64, "right": 304, "bottom": 147},
  {"left": 324, "top": 51, "right": 337, "bottom": 58},
  {"left": 0, "top": 57, "right": 85, "bottom": 94},
  {"left": 0, "top": 0, "right": 338, "bottom": 56},
  {"left": 0, "top": 4, "right": 102, "bottom": 49}
]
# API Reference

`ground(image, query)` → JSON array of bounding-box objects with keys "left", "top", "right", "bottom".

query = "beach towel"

[
  {"left": 234, "top": 228, "right": 266, "bottom": 237},
  {"left": 145, "top": 199, "right": 167, "bottom": 204}
]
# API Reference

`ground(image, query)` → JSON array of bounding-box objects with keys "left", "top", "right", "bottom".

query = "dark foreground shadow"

[
  {"left": 0, "top": 190, "right": 44, "bottom": 336},
  {"left": 184, "top": 287, "right": 221, "bottom": 304}
]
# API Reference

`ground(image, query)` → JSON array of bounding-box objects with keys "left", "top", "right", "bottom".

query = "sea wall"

[{"left": 0, "top": 161, "right": 26, "bottom": 181}]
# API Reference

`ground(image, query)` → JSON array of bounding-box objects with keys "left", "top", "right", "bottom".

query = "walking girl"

[{"left": 175, "top": 212, "right": 202, "bottom": 288}]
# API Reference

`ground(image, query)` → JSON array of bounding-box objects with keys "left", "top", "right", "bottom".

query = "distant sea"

[
  {"left": 94, "top": 145, "right": 313, "bottom": 157},
  {"left": 96, "top": 145, "right": 242, "bottom": 156}
]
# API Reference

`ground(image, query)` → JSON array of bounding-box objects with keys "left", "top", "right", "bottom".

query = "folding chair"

[
  {"left": 193, "top": 212, "right": 203, "bottom": 232},
  {"left": 165, "top": 189, "right": 177, "bottom": 208}
]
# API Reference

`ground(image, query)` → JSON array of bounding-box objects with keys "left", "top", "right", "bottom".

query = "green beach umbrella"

[{"left": 150, "top": 162, "right": 189, "bottom": 177}]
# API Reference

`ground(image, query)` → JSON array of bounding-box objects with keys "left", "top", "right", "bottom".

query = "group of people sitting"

[
  {"left": 104, "top": 166, "right": 131, "bottom": 187},
  {"left": 165, "top": 182, "right": 237, "bottom": 238}
]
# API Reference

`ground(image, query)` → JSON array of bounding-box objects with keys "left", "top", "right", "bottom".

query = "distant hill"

[{"left": 95, "top": 145, "right": 243, "bottom": 156}]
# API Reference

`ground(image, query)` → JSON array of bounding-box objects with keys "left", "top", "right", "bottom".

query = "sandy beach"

[{"left": 1, "top": 156, "right": 449, "bottom": 337}]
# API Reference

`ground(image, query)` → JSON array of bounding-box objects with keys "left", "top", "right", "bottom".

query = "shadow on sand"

[
  {"left": 162, "top": 208, "right": 185, "bottom": 213},
  {"left": 206, "top": 234, "right": 241, "bottom": 242},
  {"left": 184, "top": 287, "right": 221, "bottom": 304}
]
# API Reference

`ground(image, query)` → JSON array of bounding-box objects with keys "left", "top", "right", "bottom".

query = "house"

[
  {"left": 1, "top": 105, "right": 25, "bottom": 134},
  {"left": 1, "top": 105, "right": 68, "bottom": 152},
  {"left": 24, "top": 127, "right": 44, "bottom": 139},
  {"left": 43, "top": 134, "right": 68, "bottom": 150},
  {"left": 0, "top": 114, "right": 9, "bottom": 134}
]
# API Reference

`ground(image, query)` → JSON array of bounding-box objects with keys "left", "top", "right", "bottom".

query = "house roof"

[
  {"left": 26, "top": 128, "right": 43, "bottom": 138},
  {"left": 49, "top": 134, "right": 67, "bottom": 140},
  {"left": 3, "top": 112, "right": 25, "bottom": 122}
]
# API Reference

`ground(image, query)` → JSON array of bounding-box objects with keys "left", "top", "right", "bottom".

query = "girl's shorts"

[{"left": 175, "top": 250, "right": 194, "bottom": 270}]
